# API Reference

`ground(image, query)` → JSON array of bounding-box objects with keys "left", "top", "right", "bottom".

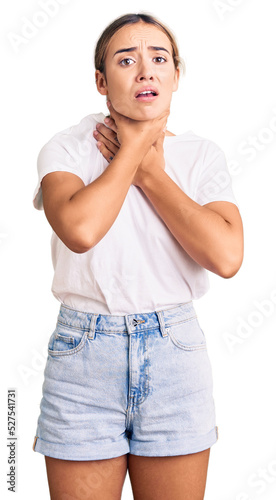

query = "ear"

[
  {"left": 172, "top": 67, "right": 180, "bottom": 92},
  {"left": 95, "top": 70, "right": 108, "bottom": 95}
]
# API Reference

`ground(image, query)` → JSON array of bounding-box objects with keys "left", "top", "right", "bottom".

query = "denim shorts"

[{"left": 33, "top": 301, "right": 218, "bottom": 460}]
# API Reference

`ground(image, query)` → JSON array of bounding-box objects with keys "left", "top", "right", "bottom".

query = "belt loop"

[
  {"left": 88, "top": 314, "right": 98, "bottom": 339},
  {"left": 125, "top": 315, "right": 133, "bottom": 335},
  {"left": 156, "top": 310, "right": 168, "bottom": 338}
]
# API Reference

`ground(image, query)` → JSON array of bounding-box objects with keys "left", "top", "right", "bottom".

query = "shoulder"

[
  {"left": 38, "top": 112, "right": 106, "bottom": 160},
  {"left": 165, "top": 130, "right": 225, "bottom": 161},
  {"left": 34, "top": 113, "right": 107, "bottom": 210}
]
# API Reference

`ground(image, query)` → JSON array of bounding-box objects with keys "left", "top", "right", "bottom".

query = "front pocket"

[
  {"left": 167, "top": 316, "right": 207, "bottom": 351},
  {"left": 48, "top": 323, "right": 88, "bottom": 357}
]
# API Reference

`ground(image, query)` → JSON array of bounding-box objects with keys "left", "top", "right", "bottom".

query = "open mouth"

[
  {"left": 135, "top": 89, "right": 159, "bottom": 101},
  {"left": 136, "top": 90, "right": 157, "bottom": 97}
]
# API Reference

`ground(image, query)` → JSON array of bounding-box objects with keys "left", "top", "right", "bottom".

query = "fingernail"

[
  {"left": 104, "top": 117, "right": 111, "bottom": 124},
  {"left": 96, "top": 141, "right": 102, "bottom": 149},
  {"left": 93, "top": 130, "right": 98, "bottom": 137}
]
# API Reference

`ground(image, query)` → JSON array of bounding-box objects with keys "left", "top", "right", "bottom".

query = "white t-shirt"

[{"left": 33, "top": 113, "right": 238, "bottom": 315}]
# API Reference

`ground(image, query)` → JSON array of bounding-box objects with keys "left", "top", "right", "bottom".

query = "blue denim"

[{"left": 33, "top": 302, "right": 218, "bottom": 460}]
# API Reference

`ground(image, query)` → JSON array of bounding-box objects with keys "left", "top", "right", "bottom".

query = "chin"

[
  {"left": 120, "top": 106, "right": 163, "bottom": 122},
  {"left": 134, "top": 108, "right": 161, "bottom": 121}
]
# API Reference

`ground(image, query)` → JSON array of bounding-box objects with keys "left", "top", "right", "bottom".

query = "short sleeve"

[
  {"left": 33, "top": 135, "right": 82, "bottom": 211},
  {"left": 195, "top": 146, "right": 238, "bottom": 207}
]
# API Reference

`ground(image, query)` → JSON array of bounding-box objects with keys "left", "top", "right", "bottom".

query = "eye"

[
  {"left": 153, "top": 56, "right": 167, "bottom": 63},
  {"left": 119, "top": 58, "right": 135, "bottom": 66}
]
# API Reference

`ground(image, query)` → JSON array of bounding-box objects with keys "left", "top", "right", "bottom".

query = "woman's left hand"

[
  {"left": 94, "top": 116, "right": 167, "bottom": 188},
  {"left": 131, "top": 132, "right": 166, "bottom": 188},
  {"left": 93, "top": 117, "right": 120, "bottom": 162}
]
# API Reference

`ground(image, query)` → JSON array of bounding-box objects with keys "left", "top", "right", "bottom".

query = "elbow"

[
  {"left": 68, "top": 242, "right": 94, "bottom": 254},
  {"left": 58, "top": 217, "right": 109, "bottom": 253},
  {"left": 216, "top": 251, "right": 244, "bottom": 279},
  {"left": 64, "top": 239, "right": 94, "bottom": 254},
  {"left": 49, "top": 207, "right": 100, "bottom": 253},
  {"left": 61, "top": 224, "right": 97, "bottom": 254},
  {"left": 219, "top": 265, "right": 241, "bottom": 279},
  {"left": 210, "top": 240, "right": 244, "bottom": 278}
]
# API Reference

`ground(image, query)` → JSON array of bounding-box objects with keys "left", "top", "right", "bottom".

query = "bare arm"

[
  {"left": 41, "top": 106, "right": 169, "bottom": 253},
  {"left": 137, "top": 168, "right": 243, "bottom": 278},
  {"left": 94, "top": 115, "right": 244, "bottom": 278},
  {"left": 42, "top": 148, "right": 140, "bottom": 253}
]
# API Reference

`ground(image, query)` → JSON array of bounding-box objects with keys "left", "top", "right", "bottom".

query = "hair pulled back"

[{"left": 94, "top": 13, "right": 184, "bottom": 76}]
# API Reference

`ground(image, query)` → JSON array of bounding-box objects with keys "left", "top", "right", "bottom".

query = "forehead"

[{"left": 106, "top": 22, "right": 172, "bottom": 56}]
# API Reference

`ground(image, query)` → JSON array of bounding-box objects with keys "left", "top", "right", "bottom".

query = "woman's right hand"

[
  {"left": 93, "top": 101, "right": 169, "bottom": 164},
  {"left": 42, "top": 102, "right": 169, "bottom": 254},
  {"left": 106, "top": 100, "right": 169, "bottom": 161},
  {"left": 93, "top": 114, "right": 120, "bottom": 163}
]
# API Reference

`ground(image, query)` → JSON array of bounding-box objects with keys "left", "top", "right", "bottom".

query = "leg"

[
  {"left": 45, "top": 453, "right": 128, "bottom": 500},
  {"left": 128, "top": 448, "right": 211, "bottom": 500}
]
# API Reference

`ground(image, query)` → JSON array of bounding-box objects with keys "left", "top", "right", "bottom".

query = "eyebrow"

[{"left": 113, "top": 46, "right": 170, "bottom": 57}]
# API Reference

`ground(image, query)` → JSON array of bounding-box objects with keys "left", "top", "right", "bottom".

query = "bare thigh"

[
  {"left": 44, "top": 454, "right": 128, "bottom": 500},
  {"left": 127, "top": 448, "right": 211, "bottom": 500}
]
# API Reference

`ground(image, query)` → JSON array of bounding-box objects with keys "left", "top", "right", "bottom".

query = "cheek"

[
  {"left": 105, "top": 76, "right": 130, "bottom": 111},
  {"left": 110, "top": 93, "right": 134, "bottom": 117}
]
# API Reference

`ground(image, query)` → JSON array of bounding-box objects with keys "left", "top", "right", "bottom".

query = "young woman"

[{"left": 32, "top": 13, "right": 244, "bottom": 500}]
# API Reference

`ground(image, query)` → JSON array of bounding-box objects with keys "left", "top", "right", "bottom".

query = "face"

[{"left": 96, "top": 22, "right": 180, "bottom": 121}]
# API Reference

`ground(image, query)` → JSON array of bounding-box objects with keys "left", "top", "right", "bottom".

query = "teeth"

[{"left": 138, "top": 90, "right": 156, "bottom": 96}]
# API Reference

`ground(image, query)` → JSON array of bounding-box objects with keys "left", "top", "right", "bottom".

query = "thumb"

[{"left": 155, "top": 129, "right": 166, "bottom": 151}]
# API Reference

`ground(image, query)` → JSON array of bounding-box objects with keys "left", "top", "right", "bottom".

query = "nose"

[{"left": 135, "top": 59, "right": 155, "bottom": 82}]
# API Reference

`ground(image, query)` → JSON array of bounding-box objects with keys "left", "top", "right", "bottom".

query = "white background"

[{"left": 1, "top": 0, "right": 276, "bottom": 498}]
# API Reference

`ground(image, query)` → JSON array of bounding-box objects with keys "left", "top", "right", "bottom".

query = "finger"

[
  {"left": 103, "top": 116, "right": 118, "bottom": 134},
  {"left": 106, "top": 100, "right": 117, "bottom": 119},
  {"left": 93, "top": 127, "right": 119, "bottom": 153},
  {"left": 153, "top": 132, "right": 165, "bottom": 152},
  {"left": 93, "top": 131, "right": 118, "bottom": 156},
  {"left": 96, "top": 122, "right": 118, "bottom": 143},
  {"left": 106, "top": 100, "right": 125, "bottom": 124},
  {"left": 96, "top": 141, "right": 115, "bottom": 163},
  {"left": 104, "top": 116, "right": 120, "bottom": 144}
]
